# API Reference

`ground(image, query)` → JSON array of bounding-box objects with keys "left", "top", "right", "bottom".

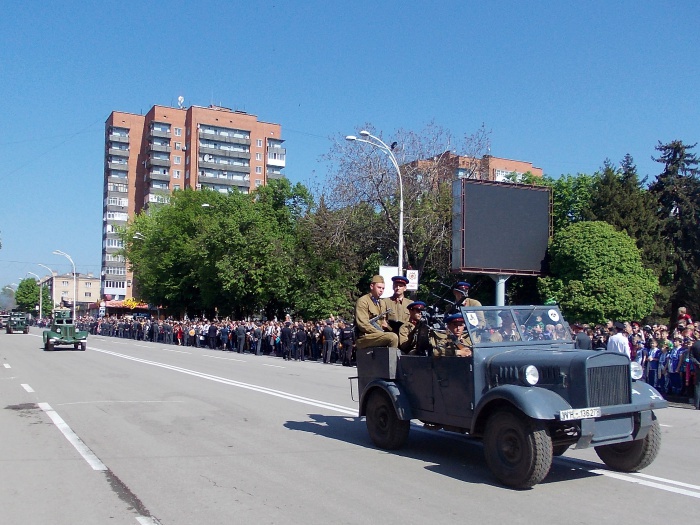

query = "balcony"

[
  {"left": 200, "top": 144, "right": 250, "bottom": 160},
  {"left": 198, "top": 174, "right": 249, "bottom": 187},
  {"left": 108, "top": 161, "right": 128, "bottom": 170},
  {"left": 198, "top": 162, "right": 250, "bottom": 175},
  {"left": 147, "top": 157, "right": 171, "bottom": 168},
  {"left": 109, "top": 147, "right": 129, "bottom": 157},
  {"left": 267, "top": 171, "right": 285, "bottom": 180},
  {"left": 149, "top": 171, "right": 171, "bottom": 182},
  {"left": 109, "top": 133, "right": 129, "bottom": 143},
  {"left": 150, "top": 128, "right": 171, "bottom": 139},
  {"left": 148, "top": 143, "right": 171, "bottom": 153},
  {"left": 198, "top": 129, "right": 250, "bottom": 146}
]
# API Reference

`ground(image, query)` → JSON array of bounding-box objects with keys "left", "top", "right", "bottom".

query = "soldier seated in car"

[{"left": 434, "top": 313, "right": 472, "bottom": 357}]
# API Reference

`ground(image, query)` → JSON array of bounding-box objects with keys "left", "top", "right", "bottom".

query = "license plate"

[{"left": 559, "top": 407, "right": 601, "bottom": 421}]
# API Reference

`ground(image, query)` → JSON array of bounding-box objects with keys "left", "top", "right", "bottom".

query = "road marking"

[
  {"left": 3, "top": 363, "right": 10, "bottom": 368},
  {"left": 136, "top": 516, "right": 161, "bottom": 524},
  {"left": 160, "top": 349, "right": 190, "bottom": 354},
  {"left": 37, "top": 402, "right": 107, "bottom": 471},
  {"left": 90, "top": 347, "right": 356, "bottom": 415},
  {"left": 203, "top": 355, "right": 245, "bottom": 362},
  {"left": 262, "top": 363, "right": 285, "bottom": 368},
  {"left": 21, "top": 384, "right": 34, "bottom": 393},
  {"left": 562, "top": 458, "right": 700, "bottom": 499},
  {"left": 660, "top": 424, "right": 672, "bottom": 427}
]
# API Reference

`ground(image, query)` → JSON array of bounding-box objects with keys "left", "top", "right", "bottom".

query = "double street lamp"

[
  {"left": 53, "top": 250, "right": 76, "bottom": 320},
  {"left": 26, "top": 272, "right": 42, "bottom": 317},
  {"left": 346, "top": 130, "right": 405, "bottom": 276},
  {"left": 38, "top": 264, "right": 54, "bottom": 317}
]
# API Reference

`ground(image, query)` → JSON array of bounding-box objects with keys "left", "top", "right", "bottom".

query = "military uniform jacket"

[
  {"left": 355, "top": 293, "right": 390, "bottom": 336},
  {"left": 382, "top": 296, "right": 410, "bottom": 327},
  {"left": 434, "top": 332, "right": 472, "bottom": 357}
]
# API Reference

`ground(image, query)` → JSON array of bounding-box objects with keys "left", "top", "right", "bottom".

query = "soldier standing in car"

[
  {"left": 383, "top": 275, "right": 411, "bottom": 332},
  {"left": 434, "top": 313, "right": 472, "bottom": 357}
]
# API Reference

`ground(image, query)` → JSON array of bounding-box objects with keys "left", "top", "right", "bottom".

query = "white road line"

[
  {"left": 136, "top": 516, "right": 161, "bottom": 525},
  {"left": 21, "top": 384, "right": 34, "bottom": 392},
  {"left": 202, "top": 355, "right": 245, "bottom": 362},
  {"left": 631, "top": 472, "right": 700, "bottom": 491},
  {"left": 90, "top": 347, "right": 356, "bottom": 416},
  {"left": 3, "top": 363, "right": 10, "bottom": 368},
  {"left": 37, "top": 402, "right": 107, "bottom": 471},
  {"left": 660, "top": 424, "right": 672, "bottom": 427},
  {"left": 587, "top": 469, "right": 700, "bottom": 499},
  {"left": 262, "top": 364, "right": 285, "bottom": 368},
  {"left": 160, "top": 349, "right": 190, "bottom": 354}
]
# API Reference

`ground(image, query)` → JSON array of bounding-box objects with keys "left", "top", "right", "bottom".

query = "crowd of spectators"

[
  {"left": 571, "top": 307, "right": 700, "bottom": 406},
  {"left": 72, "top": 314, "right": 355, "bottom": 365}
]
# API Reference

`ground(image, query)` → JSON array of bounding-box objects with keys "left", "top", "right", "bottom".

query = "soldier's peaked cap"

[
  {"left": 392, "top": 275, "right": 409, "bottom": 284},
  {"left": 445, "top": 313, "right": 465, "bottom": 324},
  {"left": 407, "top": 301, "right": 426, "bottom": 310},
  {"left": 453, "top": 281, "right": 471, "bottom": 289}
]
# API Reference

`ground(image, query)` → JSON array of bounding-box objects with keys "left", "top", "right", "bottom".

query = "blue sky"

[{"left": 0, "top": 1, "right": 698, "bottom": 291}]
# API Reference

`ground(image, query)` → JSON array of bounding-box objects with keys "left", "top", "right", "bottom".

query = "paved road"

[{"left": 1, "top": 329, "right": 698, "bottom": 525}]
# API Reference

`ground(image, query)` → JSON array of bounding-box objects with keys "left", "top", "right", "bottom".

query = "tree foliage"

[
  {"left": 538, "top": 221, "right": 658, "bottom": 324},
  {"left": 650, "top": 140, "right": 700, "bottom": 317},
  {"left": 14, "top": 278, "right": 39, "bottom": 313}
]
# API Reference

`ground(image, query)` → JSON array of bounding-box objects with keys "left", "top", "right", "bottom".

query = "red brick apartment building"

[{"left": 102, "top": 104, "right": 285, "bottom": 300}]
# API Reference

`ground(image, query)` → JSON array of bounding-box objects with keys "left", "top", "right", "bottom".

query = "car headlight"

[
  {"left": 523, "top": 365, "right": 540, "bottom": 385},
  {"left": 630, "top": 361, "right": 643, "bottom": 380}
]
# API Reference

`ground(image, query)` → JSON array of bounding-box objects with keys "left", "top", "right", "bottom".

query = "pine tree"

[{"left": 650, "top": 141, "right": 700, "bottom": 319}]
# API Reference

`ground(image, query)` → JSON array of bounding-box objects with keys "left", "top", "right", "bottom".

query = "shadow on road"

[{"left": 285, "top": 414, "right": 599, "bottom": 489}]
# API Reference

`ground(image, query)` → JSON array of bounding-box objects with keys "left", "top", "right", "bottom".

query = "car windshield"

[{"left": 460, "top": 306, "right": 572, "bottom": 344}]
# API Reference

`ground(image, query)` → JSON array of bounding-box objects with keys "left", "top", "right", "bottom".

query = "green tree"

[
  {"left": 650, "top": 140, "right": 700, "bottom": 318},
  {"left": 585, "top": 156, "right": 670, "bottom": 320},
  {"left": 538, "top": 221, "right": 658, "bottom": 324},
  {"left": 14, "top": 278, "right": 39, "bottom": 313},
  {"left": 542, "top": 173, "right": 597, "bottom": 232}
]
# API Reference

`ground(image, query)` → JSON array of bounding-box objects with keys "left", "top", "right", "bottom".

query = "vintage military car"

[
  {"left": 42, "top": 307, "right": 88, "bottom": 351},
  {"left": 0, "top": 312, "right": 10, "bottom": 330},
  {"left": 354, "top": 305, "right": 667, "bottom": 489},
  {"left": 6, "top": 311, "right": 29, "bottom": 334}
]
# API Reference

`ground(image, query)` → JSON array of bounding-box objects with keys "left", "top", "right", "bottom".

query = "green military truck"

[
  {"left": 42, "top": 307, "right": 88, "bottom": 351},
  {"left": 6, "top": 311, "right": 29, "bottom": 334}
]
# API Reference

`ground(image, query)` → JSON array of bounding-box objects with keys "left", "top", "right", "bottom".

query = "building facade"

[
  {"left": 410, "top": 151, "right": 543, "bottom": 182},
  {"left": 40, "top": 272, "right": 101, "bottom": 316},
  {"left": 102, "top": 104, "right": 285, "bottom": 301}
]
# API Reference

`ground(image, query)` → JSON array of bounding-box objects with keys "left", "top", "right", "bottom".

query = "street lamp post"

[
  {"left": 53, "top": 250, "right": 76, "bottom": 320},
  {"left": 346, "top": 130, "right": 405, "bottom": 275}
]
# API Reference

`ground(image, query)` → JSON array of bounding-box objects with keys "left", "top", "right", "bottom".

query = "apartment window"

[
  {"left": 61, "top": 291, "right": 68, "bottom": 297},
  {"left": 62, "top": 281, "right": 69, "bottom": 286},
  {"left": 256, "top": 139, "right": 263, "bottom": 147},
  {"left": 85, "top": 282, "right": 92, "bottom": 288},
  {"left": 84, "top": 292, "right": 92, "bottom": 298},
  {"left": 173, "top": 170, "right": 181, "bottom": 179},
  {"left": 255, "top": 166, "right": 262, "bottom": 174},
  {"left": 256, "top": 153, "right": 262, "bottom": 161},
  {"left": 175, "top": 142, "right": 182, "bottom": 150},
  {"left": 175, "top": 128, "right": 182, "bottom": 136},
  {"left": 255, "top": 179, "right": 263, "bottom": 187},
  {"left": 174, "top": 184, "right": 180, "bottom": 191},
  {"left": 174, "top": 156, "right": 181, "bottom": 165}
]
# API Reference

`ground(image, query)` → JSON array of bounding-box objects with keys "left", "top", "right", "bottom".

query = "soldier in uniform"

[
  {"left": 383, "top": 275, "right": 411, "bottom": 332},
  {"left": 450, "top": 281, "right": 484, "bottom": 327},
  {"left": 398, "top": 301, "right": 426, "bottom": 353},
  {"left": 355, "top": 275, "right": 399, "bottom": 350},
  {"left": 434, "top": 313, "right": 472, "bottom": 357}
]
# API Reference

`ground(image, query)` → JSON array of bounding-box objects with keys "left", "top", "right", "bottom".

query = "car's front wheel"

[
  {"left": 45, "top": 341, "right": 53, "bottom": 352},
  {"left": 595, "top": 415, "right": 661, "bottom": 472},
  {"left": 483, "top": 409, "right": 553, "bottom": 489},
  {"left": 365, "top": 390, "right": 409, "bottom": 450}
]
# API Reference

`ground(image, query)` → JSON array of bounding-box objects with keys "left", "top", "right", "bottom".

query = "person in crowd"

[
  {"left": 339, "top": 319, "right": 355, "bottom": 366},
  {"left": 280, "top": 321, "right": 293, "bottom": 361},
  {"left": 322, "top": 319, "right": 335, "bottom": 363},
  {"left": 572, "top": 323, "right": 592, "bottom": 349},
  {"left": 607, "top": 322, "right": 630, "bottom": 357},
  {"left": 646, "top": 338, "right": 661, "bottom": 389},
  {"left": 354, "top": 275, "right": 398, "bottom": 350},
  {"left": 295, "top": 322, "right": 307, "bottom": 361}
]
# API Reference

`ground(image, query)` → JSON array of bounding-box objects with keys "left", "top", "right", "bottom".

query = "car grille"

[{"left": 587, "top": 365, "right": 630, "bottom": 406}]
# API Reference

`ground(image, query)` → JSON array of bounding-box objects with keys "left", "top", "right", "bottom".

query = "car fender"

[
  {"left": 359, "top": 379, "right": 413, "bottom": 421},
  {"left": 472, "top": 385, "right": 571, "bottom": 436},
  {"left": 631, "top": 382, "right": 668, "bottom": 411}
]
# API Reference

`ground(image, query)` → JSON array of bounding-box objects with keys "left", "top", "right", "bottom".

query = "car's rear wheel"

[
  {"left": 365, "top": 390, "right": 409, "bottom": 450},
  {"left": 595, "top": 415, "right": 661, "bottom": 472},
  {"left": 483, "top": 409, "right": 553, "bottom": 489},
  {"left": 80, "top": 342, "right": 86, "bottom": 351}
]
